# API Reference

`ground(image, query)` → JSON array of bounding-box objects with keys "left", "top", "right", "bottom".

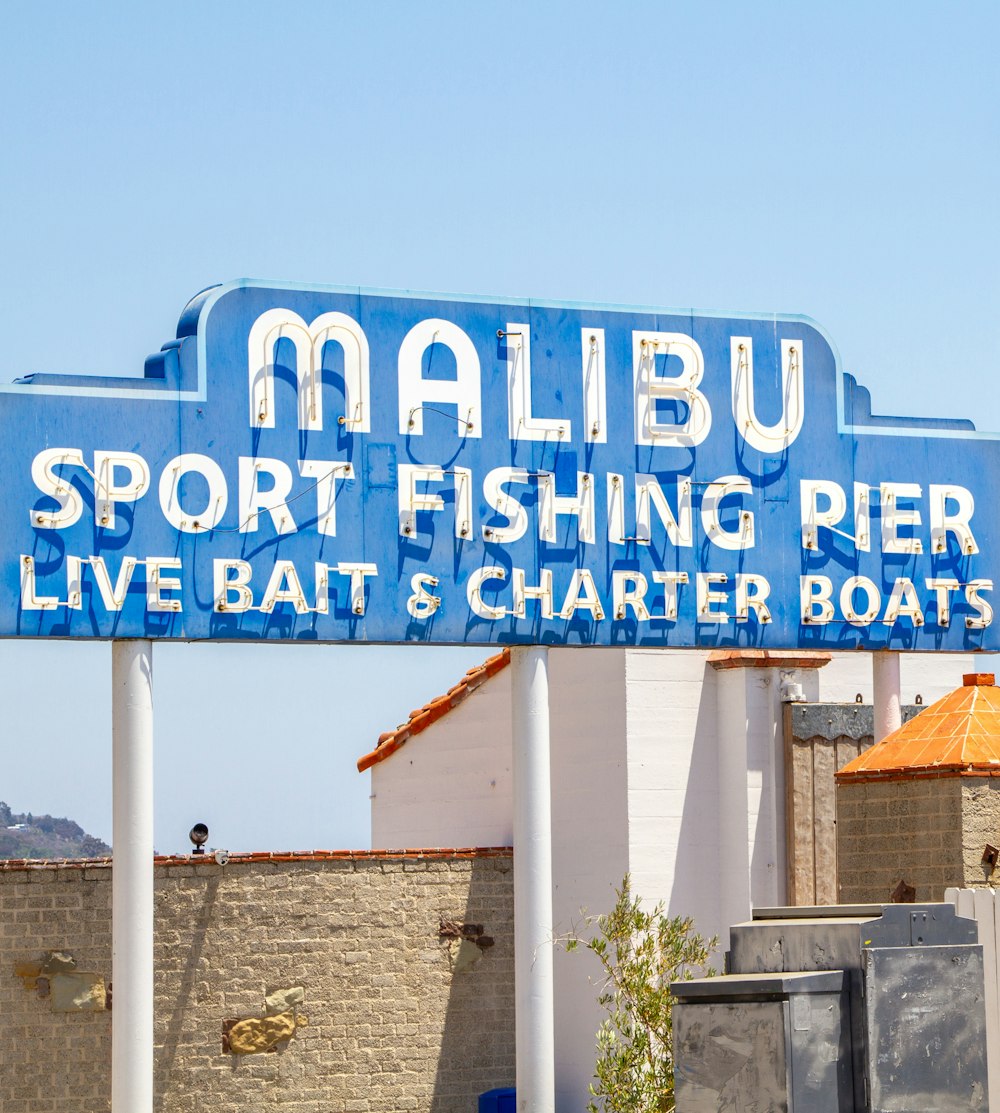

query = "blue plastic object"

[{"left": 478, "top": 1086, "right": 515, "bottom": 1113}]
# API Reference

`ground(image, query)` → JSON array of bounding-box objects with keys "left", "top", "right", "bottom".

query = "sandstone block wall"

[
  {"left": 837, "top": 778, "right": 963, "bottom": 902},
  {"left": 1, "top": 850, "right": 515, "bottom": 1113}
]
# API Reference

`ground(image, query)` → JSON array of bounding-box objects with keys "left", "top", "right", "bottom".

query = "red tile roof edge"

[
  {"left": 837, "top": 767, "right": 1000, "bottom": 784},
  {"left": 0, "top": 847, "right": 514, "bottom": 873},
  {"left": 357, "top": 648, "right": 511, "bottom": 772},
  {"left": 708, "top": 649, "right": 833, "bottom": 671}
]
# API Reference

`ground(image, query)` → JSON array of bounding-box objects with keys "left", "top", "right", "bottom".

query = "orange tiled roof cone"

[{"left": 836, "top": 673, "right": 1000, "bottom": 782}]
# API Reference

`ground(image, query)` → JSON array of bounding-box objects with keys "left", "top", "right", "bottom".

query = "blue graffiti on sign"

[{"left": 7, "top": 279, "right": 995, "bottom": 650}]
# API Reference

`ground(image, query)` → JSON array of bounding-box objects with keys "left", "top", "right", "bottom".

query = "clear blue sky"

[{"left": 1, "top": 2, "right": 997, "bottom": 853}]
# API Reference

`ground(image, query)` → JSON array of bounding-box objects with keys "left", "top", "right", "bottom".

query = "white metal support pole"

[
  {"left": 112, "top": 639, "right": 154, "bottom": 1113},
  {"left": 873, "top": 650, "right": 902, "bottom": 742},
  {"left": 511, "top": 646, "right": 556, "bottom": 1113}
]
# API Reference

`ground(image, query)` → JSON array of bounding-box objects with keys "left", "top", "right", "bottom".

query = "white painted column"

[
  {"left": 112, "top": 640, "right": 154, "bottom": 1113},
  {"left": 715, "top": 667, "right": 753, "bottom": 933},
  {"left": 873, "top": 650, "right": 902, "bottom": 742},
  {"left": 511, "top": 646, "right": 555, "bottom": 1113}
]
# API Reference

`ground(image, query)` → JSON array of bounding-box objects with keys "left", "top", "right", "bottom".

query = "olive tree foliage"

[{"left": 563, "top": 875, "right": 716, "bottom": 1113}]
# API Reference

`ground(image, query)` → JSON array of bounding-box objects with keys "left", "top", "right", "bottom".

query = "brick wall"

[
  {"left": 837, "top": 778, "right": 963, "bottom": 902},
  {"left": 1, "top": 850, "right": 515, "bottom": 1113},
  {"left": 962, "top": 779, "right": 1000, "bottom": 886}
]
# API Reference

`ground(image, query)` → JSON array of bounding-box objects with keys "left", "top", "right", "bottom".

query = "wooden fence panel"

[{"left": 947, "top": 887, "right": 1000, "bottom": 1110}]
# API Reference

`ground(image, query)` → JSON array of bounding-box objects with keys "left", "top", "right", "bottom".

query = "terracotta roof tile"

[
  {"left": 356, "top": 649, "right": 511, "bottom": 772},
  {"left": 837, "top": 673, "right": 1000, "bottom": 782}
]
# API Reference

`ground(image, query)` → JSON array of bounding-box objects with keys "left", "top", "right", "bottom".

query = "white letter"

[
  {"left": 736, "top": 574, "right": 771, "bottom": 623},
  {"left": 883, "top": 578, "right": 923, "bottom": 626},
  {"left": 337, "top": 562, "right": 378, "bottom": 616},
  {"left": 651, "top": 571, "right": 688, "bottom": 621},
  {"left": 214, "top": 559, "right": 254, "bottom": 613},
  {"left": 800, "top": 480, "right": 846, "bottom": 551},
  {"left": 801, "top": 575, "right": 834, "bottom": 625},
  {"left": 538, "top": 472, "right": 595, "bottom": 545},
  {"left": 840, "top": 576, "right": 881, "bottom": 626},
  {"left": 926, "top": 577, "right": 961, "bottom": 627},
  {"left": 260, "top": 560, "right": 309, "bottom": 614},
  {"left": 159, "top": 454, "right": 228, "bottom": 533},
  {"left": 93, "top": 451, "right": 150, "bottom": 529},
  {"left": 612, "top": 571, "right": 650, "bottom": 621},
  {"left": 89, "top": 556, "right": 138, "bottom": 611},
  {"left": 407, "top": 574, "right": 441, "bottom": 619},
  {"left": 314, "top": 563, "right": 330, "bottom": 615},
  {"left": 467, "top": 566, "right": 507, "bottom": 620},
  {"left": 146, "top": 558, "right": 182, "bottom": 613},
  {"left": 30, "top": 448, "right": 85, "bottom": 530},
  {"left": 482, "top": 467, "right": 530, "bottom": 544},
  {"left": 633, "top": 331, "right": 711, "bottom": 447},
  {"left": 880, "top": 483, "right": 923, "bottom": 555},
  {"left": 583, "top": 328, "right": 607, "bottom": 443},
  {"left": 558, "top": 569, "right": 604, "bottom": 620},
  {"left": 398, "top": 318, "right": 481, "bottom": 437},
  {"left": 19, "top": 555, "right": 59, "bottom": 610},
  {"left": 929, "top": 484, "right": 978, "bottom": 556},
  {"left": 506, "top": 323, "right": 569, "bottom": 441},
  {"left": 702, "top": 476, "right": 754, "bottom": 550},
  {"left": 965, "top": 580, "right": 994, "bottom": 629},
  {"left": 247, "top": 308, "right": 370, "bottom": 432},
  {"left": 399, "top": 465, "right": 472, "bottom": 540},
  {"left": 697, "top": 573, "right": 728, "bottom": 622},
  {"left": 298, "top": 460, "right": 354, "bottom": 537},
  {"left": 731, "top": 337, "right": 804, "bottom": 453},
  {"left": 512, "top": 568, "right": 554, "bottom": 620},
  {"left": 238, "top": 456, "right": 297, "bottom": 534},
  {"left": 635, "top": 476, "right": 693, "bottom": 547}
]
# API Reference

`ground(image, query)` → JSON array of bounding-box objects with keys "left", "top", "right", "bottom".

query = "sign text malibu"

[{"left": 8, "top": 280, "right": 995, "bottom": 650}]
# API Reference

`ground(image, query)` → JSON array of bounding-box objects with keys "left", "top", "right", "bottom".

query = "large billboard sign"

[{"left": 7, "top": 280, "right": 995, "bottom": 649}]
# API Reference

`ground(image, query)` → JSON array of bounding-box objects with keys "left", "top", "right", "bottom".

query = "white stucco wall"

[
  {"left": 365, "top": 645, "right": 999, "bottom": 1113},
  {"left": 369, "top": 664, "right": 515, "bottom": 848}
]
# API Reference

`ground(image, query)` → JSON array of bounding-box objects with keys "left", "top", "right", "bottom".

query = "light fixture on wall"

[{"left": 189, "top": 823, "right": 209, "bottom": 855}]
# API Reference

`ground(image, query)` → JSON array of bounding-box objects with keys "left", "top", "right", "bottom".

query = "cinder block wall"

[
  {"left": 1, "top": 849, "right": 515, "bottom": 1113},
  {"left": 962, "top": 780, "right": 1000, "bottom": 884},
  {"left": 837, "top": 779, "right": 964, "bottom": 902}
]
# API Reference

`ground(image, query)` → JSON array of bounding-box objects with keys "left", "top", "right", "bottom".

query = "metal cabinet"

[{"left": 672, "top": 904, "right": 988, "bottom": 1112}]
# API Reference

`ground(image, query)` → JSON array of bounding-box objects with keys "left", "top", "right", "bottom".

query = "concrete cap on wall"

[{"left": 707, "top": 649, "right": 832, "bottom": 671}]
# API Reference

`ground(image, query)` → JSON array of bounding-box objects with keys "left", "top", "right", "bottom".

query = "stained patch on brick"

[
  {"left": 15, "top": 951, "right": 106, "bottom": 1011},
  {"left": 225, "top": 1009, "right": 307, "bottom": 1054},
  {"left": 450, "top": 938, "right": 483, "bottom": 973},
  {"left": 40, "top": 951, "right": 77, "bottom": 976},
  {"left": 50, "top": 972, "right": 106, "bottom": 1012},
  {"left": 14, "top": 959, "right": 41, "bottom": 990},
  {"left": 264, "top": 985, "right": 304, "bottom": 1015},
  {"left": 440, "top": 918, "right": 496, "bottom": 964}
]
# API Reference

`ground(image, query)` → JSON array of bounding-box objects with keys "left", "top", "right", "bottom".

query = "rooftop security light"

[{"left": 189, "top": 823, "right": 209, "bottom": 855}]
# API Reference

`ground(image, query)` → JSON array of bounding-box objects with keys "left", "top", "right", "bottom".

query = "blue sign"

[{"left": 7, "top": 279, "right": 996, "bottom": 650}]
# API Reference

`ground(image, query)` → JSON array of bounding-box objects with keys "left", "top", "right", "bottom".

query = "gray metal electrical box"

[
  {"left": 672, "top": 903, "right": 988, "bottom": 1112},
  {"left": 673, "top": 970, "right": 852, "bottom": 1112}
]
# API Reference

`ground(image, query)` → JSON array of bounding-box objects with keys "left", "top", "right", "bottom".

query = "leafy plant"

[{"left": 564, "top": 875, "right": 716, "bottom": 1113}]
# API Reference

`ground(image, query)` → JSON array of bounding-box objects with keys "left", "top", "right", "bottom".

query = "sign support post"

[
  {"left": 111, "top": 639, "right": 154, "bottom": 1113},
  {"left": 511, "top": 646, "right": 556, "bottom": 1113},
  {"left": 873, "top": 650, "right": 902, "bottom": 742}
]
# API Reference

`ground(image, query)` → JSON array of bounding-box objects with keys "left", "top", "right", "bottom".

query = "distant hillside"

[{"left": 0, "top": 800, "right": 110, "bottom": 859}]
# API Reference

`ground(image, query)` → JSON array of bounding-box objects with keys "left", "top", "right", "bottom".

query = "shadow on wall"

[
  {"left": 667, "top": 665, "right": 721, "bottom": 938},
  {"left": 431, "top": 855, "right": 516, "bottom": 1112},
  {"left": 155, "top": 872, "right": 221, "bottom": 1108}
]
